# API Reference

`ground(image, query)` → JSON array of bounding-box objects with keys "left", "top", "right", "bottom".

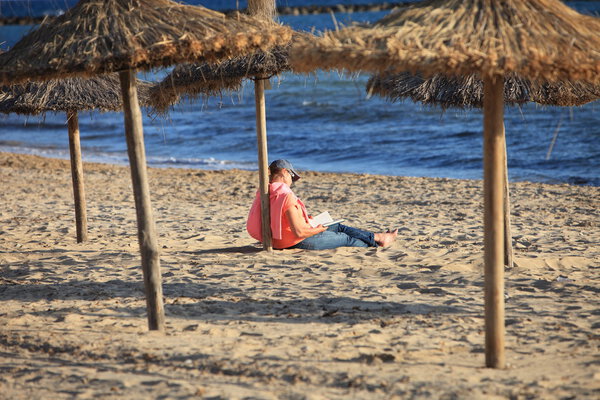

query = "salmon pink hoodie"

[{"left": 247, "top": 182, "right": 309, "bottom": 242}]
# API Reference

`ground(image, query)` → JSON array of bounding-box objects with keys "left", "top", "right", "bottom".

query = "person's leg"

[
  {"left": 331, "top": 223, "right": 398, "bottom": 247},
  {"left": 330, "top": 223, "right": 378, "bottom": 247},
  {"left": 290, "top": 227, "right": 370, "bottom": 250}
]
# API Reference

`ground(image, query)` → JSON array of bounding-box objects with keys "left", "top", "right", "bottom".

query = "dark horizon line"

[
  {"left": 0, "top": 2, "right": 410, "bottom": 26},
  {"left": 0, "top": 0, "right": 595, "bottom": 26}
]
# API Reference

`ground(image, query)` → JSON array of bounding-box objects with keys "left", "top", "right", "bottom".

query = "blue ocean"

[{"left": 0, "top": 1, "right": 599, "bottom": 186}]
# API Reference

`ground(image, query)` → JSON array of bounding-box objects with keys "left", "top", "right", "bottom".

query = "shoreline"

[
  {"left": 1, "top": 148, "right": 597, "bottom": 188},
  {"left": 1, "top": 151, "right": 599, "bottom": 398}
]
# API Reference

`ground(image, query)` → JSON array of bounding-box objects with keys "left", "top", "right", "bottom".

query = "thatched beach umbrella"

[
  {"left": 149, "top": 48, "right": 293, "bottom": 252},
  {"left": 290, "top": 0, "right": 600, "bottom": 368},
  {"left": 151, "top": 38, "right": 303, "bottom": 252},
  {"left": 150, "top": 0, "right": 303, "bottom": 252},
  {"left": 367, "top": 72, "right": 600, "bottom": 270},
  {"left": 290, "top": 0, "right": 600, "bottom": 80},
  {"left": 0, "top": 75, "right": 152, "bottom": 243},
  {"left": 0, "top": 0, "right": 291, "bottom": 83},
  {"left": 0, "top": 0, "right": 291, "bottom": 332}
]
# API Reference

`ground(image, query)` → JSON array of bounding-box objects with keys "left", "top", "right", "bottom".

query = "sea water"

[{"left": 0, "top": 1, "right": 599, "bottom": 185}]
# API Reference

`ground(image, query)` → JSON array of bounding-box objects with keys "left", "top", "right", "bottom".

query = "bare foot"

[{"left": 374, "top": 229, "right": 398, "bottom": 247}]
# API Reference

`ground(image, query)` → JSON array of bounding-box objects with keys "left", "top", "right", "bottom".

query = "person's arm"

[{"left": 285, "top": 204, "right": 327, "bottom": 239}]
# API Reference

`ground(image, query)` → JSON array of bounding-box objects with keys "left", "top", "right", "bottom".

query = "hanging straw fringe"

[
  {"left": 0, "top": 74, "right": 152, "bottom": 115},
  {"left": 366, "top": 72, "right": 600, "bottom": 109}
]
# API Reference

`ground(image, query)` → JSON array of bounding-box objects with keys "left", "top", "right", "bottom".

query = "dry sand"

[{"left": 0, "top": 151, "right": 598, "bottom": 399}]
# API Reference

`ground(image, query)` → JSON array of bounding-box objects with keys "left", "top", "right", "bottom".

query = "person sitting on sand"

[{"left": 247, "top": 159, "right": 398, "bottom": 250}]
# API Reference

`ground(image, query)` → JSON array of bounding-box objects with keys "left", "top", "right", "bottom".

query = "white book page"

[{"left": 309, "top": 211, "right": 333, "bottom": 228}]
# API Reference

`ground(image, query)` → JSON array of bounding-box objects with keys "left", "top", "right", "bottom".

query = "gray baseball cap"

[{"left": 269, "top": 159, "right": 301, "bottom": 181}]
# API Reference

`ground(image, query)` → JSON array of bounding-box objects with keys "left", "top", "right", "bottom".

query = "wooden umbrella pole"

[
  {"left": 248, "top": 0, "right": 276, "bottom": 21},
  {"left": 119, "top": 69, "right": 165, "bottom": 332},
  {"left": 249, "top": 0, "right": 275, "bottom": 252},
  {"left": 503, "top": 126, "right": 514, "bottom": 269},
  {"left": 254, "top": 78, "right": 273, "bottom": 252},
  {"left": 483, "top": 76, "right": 506, "bottom": 369},
  {"left": 67, "top": 111, "right": 88, "bottom": 243}
]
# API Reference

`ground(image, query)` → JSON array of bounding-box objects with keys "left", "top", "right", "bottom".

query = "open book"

[{"left": 309, "top": 211, "right": 344, "bottom": 228}]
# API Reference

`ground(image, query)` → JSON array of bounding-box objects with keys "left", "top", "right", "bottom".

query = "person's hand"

[{"left": 316, "top": 224, "right": 327, "bottom": 233}]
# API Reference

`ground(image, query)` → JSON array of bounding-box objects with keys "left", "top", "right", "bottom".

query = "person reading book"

[{"left": 247, "top": 159, "right": 398, "bottom": 250}]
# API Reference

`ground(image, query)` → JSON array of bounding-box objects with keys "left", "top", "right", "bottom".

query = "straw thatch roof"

[
  {"left": 0, "top": 75, "right": 152, "bottom": 115},
  {"left": 148, "top": 35, "right": 303, "bottom": 113},
  {"left": 366, "top": 73, "right": 600, "bottom": 109},
  {"left": 0, "top": 0, "right": 292, "bottom": 84},
  {"left": 148, "top": 65, "right": 244, "bottom": 114},
  {"left": 290, "top": 0, "right": 600, "bottom": 83}
]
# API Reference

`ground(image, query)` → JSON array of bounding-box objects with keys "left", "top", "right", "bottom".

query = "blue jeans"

[{"left": 289, "top": 223, "right": 377, "bottom": 250}]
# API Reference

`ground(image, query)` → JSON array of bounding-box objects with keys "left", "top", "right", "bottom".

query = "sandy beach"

[{"left": 0, "top": 151, "right": 598, "bottom": 399}]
